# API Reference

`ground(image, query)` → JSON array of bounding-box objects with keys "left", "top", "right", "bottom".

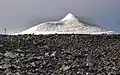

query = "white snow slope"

[{"left": 14, "top": 13, "right": 114, "bottom": 35}]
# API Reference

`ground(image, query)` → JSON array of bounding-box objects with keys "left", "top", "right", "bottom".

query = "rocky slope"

[{"left": 0, "top": 34, "right": 120, "bottom": 75}]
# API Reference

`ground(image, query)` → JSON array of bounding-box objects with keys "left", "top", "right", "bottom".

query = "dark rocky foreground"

[{"left": 0, "top": 34, "right": 120, "bottom": 75}]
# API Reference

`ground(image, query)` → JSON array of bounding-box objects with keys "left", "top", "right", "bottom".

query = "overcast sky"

[{"left": 0, "top": 0, "right": 119, "bottom": 34}]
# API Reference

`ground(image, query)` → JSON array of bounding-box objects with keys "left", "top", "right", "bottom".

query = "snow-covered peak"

[
  {"left": 13, "top": 13, "right": 115, "bottom": 35},
  {"left": 61, "top": 13, "right": 78, "bottom": 21},
  {"left": 60, "top": 13, "right": 81, "bottom": 26}
]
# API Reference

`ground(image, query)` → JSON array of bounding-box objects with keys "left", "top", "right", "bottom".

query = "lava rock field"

[{"left": 0, "top": 34, "right": 120, "bottom": 75}]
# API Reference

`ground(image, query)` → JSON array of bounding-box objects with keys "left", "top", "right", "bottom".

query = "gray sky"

[{"left": 0, "top": 0, "right": 119, "bottom": 34}]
